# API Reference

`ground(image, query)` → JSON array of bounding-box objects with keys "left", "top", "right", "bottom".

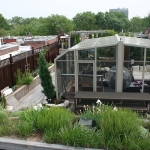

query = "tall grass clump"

[
  {"left": 58, "top": 123, "right": 101, "bottom": 148},
  {"left": 36, "top": 107, "right": 74, "bottom": 132},
  {"left": 0, "top": 110, "right": 9, "bottom": 125},
  {"left": 15, "top": 69, "right": 33, "bottom": 86},
  {"left": 36, "top": 107, "right": 74, "bottom": 143},
  {"left": 16, "top": 108, "right": 38, "bottom": 137},
  {"left": 100, "top": 107, "right": 143, "bottom": 149},
  {"left": 0, "top": 110, "right": 12, "bottom": 136}
]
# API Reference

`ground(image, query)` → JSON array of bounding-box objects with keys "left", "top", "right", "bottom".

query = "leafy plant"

[
  {"left": 47, "top": 61, "right": 53, "bottom": 68},
  {"left": 16, "top": 121, "right": 34, "bottom": 137},
  {"left": 0, "top": 110, "right": 9, "bottom": 125},
  {"left": 31, "top": 68, "right": 39, "bottom": 77},
  {"left": 38, "top": 52, "right": 55, "bottom": 99},
  {"left": 44, "top": 129, "right": 58, "bottom": 143},
  {"left": 88, "top": 33, "right": 92, "bottom": 39},
  {"left": 1, "top": 94, "right": 7, "bottom": 109},
  {"left": 36, "top": 107, "right": 74, "bottom": 132},
  {"left": 14, "top": 69, "right": 22, "bottom": 85},
  {"left": 15, "top": 69, "right": 33, "bottom": 86},
  {"left": 99, "top": 108, "right": 142, "bottom": 149},
  {"left": 79, "top": 104, "right": 109, "bottom": 129},
  {"left": 22, "top": 72, "right": 34, "bottom": 85},
  {"left": 0, "top": 124, "right": 12, "bottom": 136},
  {"left": 58, "top": 123, "right": 99, "bottom": 148},
  {"left": 16, "top": 108, "right": 38, "bottom": 137}
]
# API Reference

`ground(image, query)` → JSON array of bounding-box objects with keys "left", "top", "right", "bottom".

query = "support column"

[
  {"left": 68, "top": 36, "right": 70, "bottom": 48},
  {"left": 116, "top": 40, "right": 124, "bottom": 92},
  {"left": 141, "top": 48, "right": 147, "bottom": 93},
  {"left": 9, "top": 54, "right": 14, "bottom": 86},
  {"left": 32, "top": 47, "right": 35, "bottom": 70}
]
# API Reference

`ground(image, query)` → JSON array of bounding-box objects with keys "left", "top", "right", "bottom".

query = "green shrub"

[
  {"left": 19, "top": 108, "right": 38, "bottom": 126},
  {"left": 100, "top": 108, "right": 142, "bottom": 149},
  {"left": 36, "top": 107, "right": 74, "bottom": 132},
  {"left": 98, "top": 33, "right": 101, "bottom": 37},
  {"left": 15, "top": 69, "right": 33, "bottom": 86},
  {"left": 9, "top": 111, "right": 22, "bottom": 117},
  {"left": 15, "top": 69, "right": 22, "bottom": 85},
  {"left": 1, "top": 94, "right": 7, "bottom": 109},
  {"left": 0, "top": 110, "right": 9, "bottom": 125},
  {"left": 58, "top": 123, "right": 100, "bottom": 148},
  {"left": 12, "top": 85, "right": 18, "bottom": 91},
  {"left": 15, "top": 108, "right": 38, "bottom": 137},
  {"left": 31, "top": 69, "right": 39, "bottom": 77},
  {"left": 16, "top": 121, "right": 34, "bottom": 137},
  {"left": 44, "top": 129, "right": 58, "bottom": 143},
  {"left": 22, "top": 72, "right": 33, "bottom": 85},
  {"left": 108, "top": 30, "right": 115, "bottom": 36},
  {"left": 0, "top": 125, "right": 12, "bottom": 136},
  {"left": 88, "top": 34, "right": 92, "bottom": 39}
]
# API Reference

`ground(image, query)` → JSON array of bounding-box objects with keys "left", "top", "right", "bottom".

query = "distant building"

[{"left": 109, "top": 8, "right": 128, "bottom": 18}]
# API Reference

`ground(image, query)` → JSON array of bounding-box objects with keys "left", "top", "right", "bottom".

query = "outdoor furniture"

[
  {"left": 141, "top": 85, "right": 150, "bottom": 93},
  {"left": 74, "top": 91, "right": 150, "bottom": 112},
  {"left": 132, "top": 65, "right": 150, "bottom": 82}
]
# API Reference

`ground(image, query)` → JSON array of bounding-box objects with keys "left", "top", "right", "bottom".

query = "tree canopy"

[{"left": 0, "top": 11, "right": 150, "bottom": 36}]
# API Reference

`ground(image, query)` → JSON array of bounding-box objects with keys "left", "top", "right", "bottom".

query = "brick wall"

[
  {"left": 3, "top": 39, "right": 17, "bottom": 43},
  {"left": 23, "top": 41, "right": 45, "bottom": 48}
]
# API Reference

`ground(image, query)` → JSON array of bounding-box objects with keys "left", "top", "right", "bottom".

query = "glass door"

[{"left": 78, "top": 63, "right": 93, "bottom": 91}]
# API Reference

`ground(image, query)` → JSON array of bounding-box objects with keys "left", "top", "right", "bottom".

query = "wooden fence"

[{"left": 0, "top": 42, "right": 60, "bottom": 96}]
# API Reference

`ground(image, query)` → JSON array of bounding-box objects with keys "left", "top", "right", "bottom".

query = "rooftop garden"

[{"left": 0, "top": 101, "right": 150, "bottom": 150}]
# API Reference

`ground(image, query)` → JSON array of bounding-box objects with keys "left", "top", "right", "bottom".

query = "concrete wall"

[{"left": 0, "top": 46, "right": 19, "bottom": 56}]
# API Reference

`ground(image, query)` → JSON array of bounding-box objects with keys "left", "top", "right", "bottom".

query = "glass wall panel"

[
  {"left": 78, "top": 48, "right": 95, "bottom": 60},
  {"left": 97, "top": 61, "right": 116, "bottom": 92},
  {"left": 96, "top": 61, "right": 116, "bottom": 77},
  {"left": 124, "top": 46, "right": 144, "bottom": 61},
  {"left": 56, "top": 60, "right": 75, "bottom": 99},
  {"left": 57, "top": 51, "right": 74, "bottom": 60},
  {"left": 97, "top": 46, "right": 116, "bottom": 61},
  {"left": 146, "top": 48, "right": 150, "bottom": 62},
  {"left": 78, "top": 63, "right": 93, "bottom": 91}
]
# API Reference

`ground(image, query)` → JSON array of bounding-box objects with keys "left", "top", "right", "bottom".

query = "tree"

[
  {"left": 130, "top": 16, "right": 143, "bottom": 32},
  {"left": 95, "top": 12, "right": 107, "bottom": 30},
  {"left": 8, "top": 16, "right": 24, "bottom": 25},
  {"left": 0, "top": 14, "right": 10, "bottom": 30},
  {"left": 73, "top": 11, "right": 96, "bottom": 30},
  {"left": 45, "top": 14, "right": 73, "bottom": 35},
  {"left": 142, "top": 13, "right": 150, "bottom": 32},
  {"left": 38, "top": 52, "right": 55, "bottom": 100}
]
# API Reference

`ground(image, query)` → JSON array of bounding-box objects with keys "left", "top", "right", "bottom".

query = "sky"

[{"left": 0, "top": 0, "right": 150, "bottom": 20}]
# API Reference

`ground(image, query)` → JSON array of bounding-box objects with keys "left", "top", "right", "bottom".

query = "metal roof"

[
  {"left": 70, "top": 35, "right": 118, "bottom": 50},
  {"left": 70, "top": 35, "right": 150, "bottom": 50},
  {"left": 55, "top": 35, "right": 150, "bottom": 60},
  {"left": 121, "top": 36, "right": 150, "bottom": 48}
]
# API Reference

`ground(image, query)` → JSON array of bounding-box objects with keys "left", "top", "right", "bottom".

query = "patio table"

[{"left": 74, "top": 91, "right": 150, "bottom": 112}]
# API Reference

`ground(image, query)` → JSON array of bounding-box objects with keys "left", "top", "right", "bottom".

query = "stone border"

[{"left": 0, "top": 137, "right": 103, "bottom": 150}]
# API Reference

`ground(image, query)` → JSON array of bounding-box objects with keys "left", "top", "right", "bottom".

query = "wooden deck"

[{"left": 74, "top": 91, "right": 150, "bottom": 112}]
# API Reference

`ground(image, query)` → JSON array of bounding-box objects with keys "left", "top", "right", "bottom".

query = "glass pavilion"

[{"left": 54, "top": 35, "right": 150, "bottom": 100}]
